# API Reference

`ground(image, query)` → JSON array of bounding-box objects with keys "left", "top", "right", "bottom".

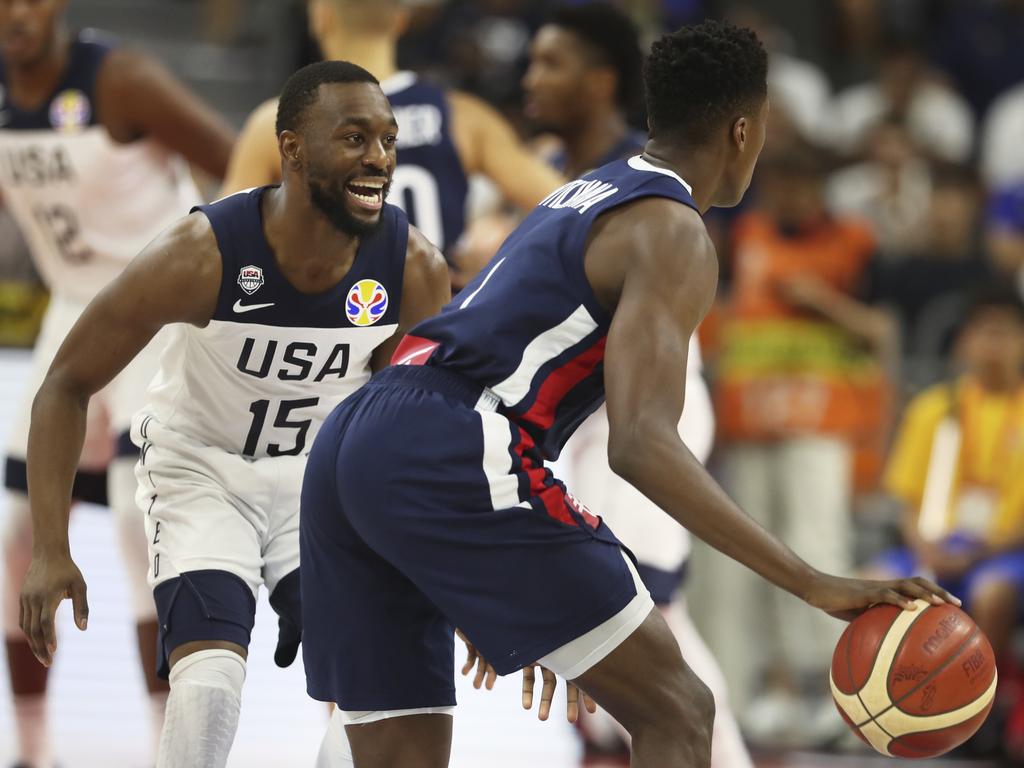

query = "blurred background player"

[
  {"left": 221, "top": 0, "right": 564, "bottom": 287},
  {"left": 518, "top": 5, "right": 751, "bottom": 765},
  {"left": 20, "top": 60, "right": 450, "bottom": 768},
  {"left": 0, "top": 1, "right": 235, "bottom": 766},
  {"left": 874, "top": 285, "right": 1024, "bottom": 759}
]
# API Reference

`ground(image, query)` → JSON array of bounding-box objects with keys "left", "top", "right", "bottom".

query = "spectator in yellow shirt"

[{"left": 880, "top": 285, "right": 1024, "bottom": 756}]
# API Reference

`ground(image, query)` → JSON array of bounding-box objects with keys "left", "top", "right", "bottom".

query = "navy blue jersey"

[
  {"left": 140, "top": 187, "right": 408, "bottom": 457},
  {"left": 392, "top": 156, "right": 697, "bottom": 459},
  {"left": 383, "top": 72, "right": 468, "bottom": 254}
]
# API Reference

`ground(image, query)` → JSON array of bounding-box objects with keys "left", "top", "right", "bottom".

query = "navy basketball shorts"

[{"left": 300, "top": 364, "right": 653, "bottom": 712}]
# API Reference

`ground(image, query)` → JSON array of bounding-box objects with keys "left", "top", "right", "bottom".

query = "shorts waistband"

[{"left": 369, "top": 365, "right": 501, "bottom": 411}]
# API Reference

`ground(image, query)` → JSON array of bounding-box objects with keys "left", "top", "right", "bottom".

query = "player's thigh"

[
  {"left": 343, "top": 712, "right": 452, "bottom": 768},
  {"left": 571, "top": 606, "right": 715, "bottom": 737},
  {"left": 301, "top": 422, "right": 456, "bottom": 712}
]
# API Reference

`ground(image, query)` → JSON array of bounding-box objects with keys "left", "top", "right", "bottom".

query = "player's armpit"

[
  {"left": 448, "top": 90, "right": 565, "bottom": 210},
  {"left": 221, "top": 99, "right": 282, "bottom": 195},
  {"left": 96, "top": 49, "right": 236, "bottom": 179},
  {"left": 371, "top": 225, "right": 450, "bottom": 371}
]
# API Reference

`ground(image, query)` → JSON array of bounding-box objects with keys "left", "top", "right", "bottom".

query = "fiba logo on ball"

[
  {"left": 237, "top": 265, "right": 264, "bottom": 295},
  {"left": 49, "top": 89, "right": 91, "bottom": 132},
  {"left": 346, "top": 279, "right": 388, "bottom": 326},
  {"left": 830, "top": 600, "right": 997, "bottom": 758}
]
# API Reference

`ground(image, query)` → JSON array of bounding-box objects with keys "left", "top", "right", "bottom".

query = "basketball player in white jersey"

[
  {"left": 19, "top": 60, "right": 449, "bottom": 768},
  {"left": 0, "top": 2, "right": 235, "bottom": 765},
  {"left": 222, "top": 0, "right": 564, "bottom": 273}
]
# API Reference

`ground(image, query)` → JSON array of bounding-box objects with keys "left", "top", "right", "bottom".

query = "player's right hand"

[
  {"left": 19, "top": 552, "right": 88, "bottom": 667},
  {"left": 803, "top": 572, "right": 960, "bottom": 622}
]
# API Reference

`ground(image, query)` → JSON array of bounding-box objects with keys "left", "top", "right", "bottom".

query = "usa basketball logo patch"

[
  {"left": 346, "top": 279, "right": 388, "bottom": 326},
  {"left": 49, "top": 89, "right": 91, "bottom": 132},
  {"left": 237, "top": 265, "right": 264, "bottom": 295}
]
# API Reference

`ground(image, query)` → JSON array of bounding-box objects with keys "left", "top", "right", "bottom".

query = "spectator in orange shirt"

[{"left": 690, "top": 145, "right": 893, "bottom": 746}]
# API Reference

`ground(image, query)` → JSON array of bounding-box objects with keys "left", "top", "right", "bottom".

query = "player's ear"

[
  {"left": 279, "top": 130, "right": 303, "bottom": 171},
  {"left": 732, "top": 116, "right": 748, "bottom": 152}
]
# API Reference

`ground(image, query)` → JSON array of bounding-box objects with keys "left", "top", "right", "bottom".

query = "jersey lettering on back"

[
  {"left": 394, "top": 156, "right": 698, "bottom": 460},
  {"left": 382, "top": 72, "right": 468, "bottom": 254}
]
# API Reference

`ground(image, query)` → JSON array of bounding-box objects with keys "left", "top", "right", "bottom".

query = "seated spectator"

[
  {"left": 878, "top": 286, "right": 1024, "bottom": 759},
  {"left": 824, "top": 37, "right": 974, "bottom": 164},
  {"left": 827, "top": 117, "right": 932, "bottom": 258}
]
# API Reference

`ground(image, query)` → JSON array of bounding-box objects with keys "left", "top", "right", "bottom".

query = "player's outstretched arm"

[
  {"left": 97, "top": 49, "right": 237, "bottom": 179},
  {"left": 221, "top": 98, "right": 283, "bottom": 195},
  {"left": 371, "top": 225, "right": 451, "bottom": 371},
  {"left": 594, "top": 199, "right": 959, "bottom": 620},
  {"left": 449, "top": 91, "right": 565, "bottom": 209},
  {"left": 19, "top": 214, "right": 222, "bottom": 666}
]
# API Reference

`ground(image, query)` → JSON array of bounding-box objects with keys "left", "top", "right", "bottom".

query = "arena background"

[{"left": 3, "top": 0, "right": 1024, "bottom": 765}]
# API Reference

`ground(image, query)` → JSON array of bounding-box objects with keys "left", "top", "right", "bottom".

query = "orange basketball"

[{"left": 830, "top": 599, "right": 997, "bottom": 758}]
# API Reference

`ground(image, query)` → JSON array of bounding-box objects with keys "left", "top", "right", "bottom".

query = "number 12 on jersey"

[{"left": 243, "top": 397, "right": 320, "bottom": 457}]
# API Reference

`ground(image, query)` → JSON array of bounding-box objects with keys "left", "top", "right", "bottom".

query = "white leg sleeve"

[
  {"left": 316, "top": 708, "right": 355, "bottom": 768},
  {"left": 157, "top": 649, "right": 246, "bottom": 768}
]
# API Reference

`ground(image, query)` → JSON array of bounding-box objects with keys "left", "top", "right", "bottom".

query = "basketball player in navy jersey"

[
  {"left": 522, "top": 7, "right": 751, "bottom": 766},
  {"left": 222, "top": 0, "right": 564, "bottom": 265},
  {"left": 19, "top": 61, "right": 450, "bottom": 768},
  {"left": 300, "top": 22, "right": 959, "bottom": 768},
  {"left": 0, "top": 2, "right": 234, "bottom": 765}
]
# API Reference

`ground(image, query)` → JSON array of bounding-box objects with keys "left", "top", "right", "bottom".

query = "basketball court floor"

[{"left": 0, "top": 350, "right": 1002, "bottom": 767}]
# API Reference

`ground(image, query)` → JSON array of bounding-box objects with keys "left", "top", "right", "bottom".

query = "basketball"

[{"left": 830, "top": 599, "right": 998, "bottom": 758}]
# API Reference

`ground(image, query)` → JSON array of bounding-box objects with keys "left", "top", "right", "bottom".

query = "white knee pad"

[
  {"left": 168, "top": 648, "right": 246, "bottom": 697},
  {"left": 109, "top": 458, "right": 155, "bottom": 621},
  {"left": 3, "top": 492, "right": 32, "bottom": 635}
]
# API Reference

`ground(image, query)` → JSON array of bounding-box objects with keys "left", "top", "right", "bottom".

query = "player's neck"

[
  {"left": 319, "top": 35, "right": 398, "bottom": 82},
  {"left": 563, "top": 110, "right": 628, "bottom": 178},
  {"left": 641, "top": 138, "right": 723, "bottom": 213},
  {"left": 4, "top": 31, "right": 69, "bottom": 108},
  {"left": 263, "top": 186, "right": 360, "bottom": 289}
]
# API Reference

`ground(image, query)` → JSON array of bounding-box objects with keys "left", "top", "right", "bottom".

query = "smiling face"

[
  {"left": 0, "top": 0, "right": 64, "bottom": 68},
  {"left": 291, "top": 81, "right": 398, "bottom": 237}
]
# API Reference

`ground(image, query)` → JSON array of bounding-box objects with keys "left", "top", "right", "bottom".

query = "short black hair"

[
  {"left": 963, "top": 284, "right": 1024, "bottom": 328},
  {"left": 549, "top": 3, "right": 643, "bottom": 110},
  {"left": 276, "top": 60, "right": 379, "bottom": 135},
  {"left": 644, "top": 20, "right": 767, "bottom": 144}
]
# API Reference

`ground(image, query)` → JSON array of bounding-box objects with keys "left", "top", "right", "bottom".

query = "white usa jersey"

[
  {"left": 138, "top": 187, "right": 408, "bottom": 458},
  {"left": 0, "top": 32, "right": 200, "bottom": 303}
]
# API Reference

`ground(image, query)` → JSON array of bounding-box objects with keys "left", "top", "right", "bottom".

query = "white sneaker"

[{"left": 740, "top": 691, "right": 810, "bottom": 749}]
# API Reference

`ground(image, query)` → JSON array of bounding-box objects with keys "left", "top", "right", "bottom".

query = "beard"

[{"left": 306, "top": 167, "right": 391, "bottom": 238}]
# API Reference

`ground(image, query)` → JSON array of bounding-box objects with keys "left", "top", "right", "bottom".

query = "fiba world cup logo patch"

[
  {"left": 49, "top": 89, "right": 91, "bottom": 132},
  {"left": 346, "top": 279, "right": 389, "bottom": 327},
  {"left": 237, "top": 265, "right": 264, "bottom": 295}
]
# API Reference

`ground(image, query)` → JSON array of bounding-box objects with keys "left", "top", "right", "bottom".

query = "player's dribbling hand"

[
  {"left": 19, "top": 552, "right": 89, "bottom": 666},
  {"left": 803, "top": 572, "right": 961, "bottom": 622},
  {"left": 457, "top": 628, "right": 497, "bottom": 690},
  {"left": 521, "top": 664, "right": 597, "bottom": 723}
]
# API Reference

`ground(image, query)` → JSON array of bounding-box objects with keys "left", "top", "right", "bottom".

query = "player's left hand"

[
  {"left": 521, "top": 664, "right": 597, "bottom": 723},
  {"left": 804, "top": 572, "right": 962, "bottom": 622},
  {"left": 457, "top": 628, "right": 497, "bottom": 690}
]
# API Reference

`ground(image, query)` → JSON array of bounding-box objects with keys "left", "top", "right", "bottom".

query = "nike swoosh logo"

[{"left": 233, "top": 300, "right": 275, "bottom": 313}]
